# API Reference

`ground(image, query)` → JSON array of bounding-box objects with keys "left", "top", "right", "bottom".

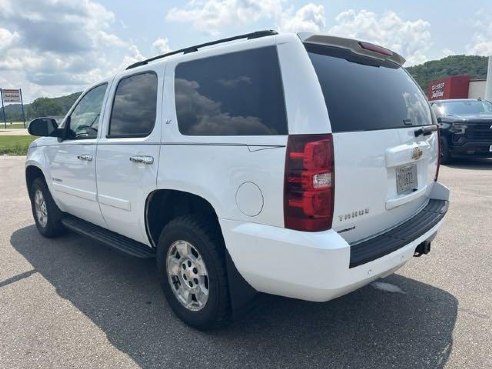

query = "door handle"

[
  {"left": 77, "top": 154, "right": 93, "bottom": 161},
  {"left": 129, "top": 155, "right": 154, "bottom": 164},
  {"left": 414, "top": 125, "right": 438, "bottom": 137}
]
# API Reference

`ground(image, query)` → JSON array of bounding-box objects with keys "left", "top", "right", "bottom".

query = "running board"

[{"left": 61, "top": 215, "right": 156, "bottom": 258}]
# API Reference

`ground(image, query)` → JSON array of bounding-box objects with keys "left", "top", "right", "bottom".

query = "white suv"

[{"left": 25, "top": 31, "right": 449, "bottom": 329}]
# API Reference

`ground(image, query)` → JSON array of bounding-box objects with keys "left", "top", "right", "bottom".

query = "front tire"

[
  {"left": 29, "top": 177, "right": 65, "bottom": 238},
  {"left": 157, "top": 215, "right": 230, "bottom": 329}
]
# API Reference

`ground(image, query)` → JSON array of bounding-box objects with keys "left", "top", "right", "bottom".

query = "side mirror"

[
  {"left": 436, "top": 117, "right": 442, "bottom": 123},
  {"left": 28, "top": 118, "right": 62, "bottom": 137}
]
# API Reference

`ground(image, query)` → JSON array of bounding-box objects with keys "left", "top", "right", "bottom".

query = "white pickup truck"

[{"left": 25, "top": 31, "right": 449, "bottom": 329}]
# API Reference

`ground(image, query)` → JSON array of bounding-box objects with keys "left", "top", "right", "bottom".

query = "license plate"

[
  {"left": 396, "top": 164, "right": 418, "bottom": 194},
  {"left": 489, "top": 145, "right": 492, "bottom": 152}
]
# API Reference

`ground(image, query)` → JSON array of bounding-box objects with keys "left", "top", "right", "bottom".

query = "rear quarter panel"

[
  {"left": 157, "top": 42, "right": 290, "bottom": 226},
  {"left": 276, "top": 34, "right": 332, "bottom": 135}
]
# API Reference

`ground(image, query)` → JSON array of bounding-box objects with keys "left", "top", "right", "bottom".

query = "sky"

[{"left": 1, "top": 0, "right": 492, "bottom": 103}]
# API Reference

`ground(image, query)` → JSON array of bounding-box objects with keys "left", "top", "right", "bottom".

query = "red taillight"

[{"left": 284, "top": 134, "right": 334, "bottom": 231}]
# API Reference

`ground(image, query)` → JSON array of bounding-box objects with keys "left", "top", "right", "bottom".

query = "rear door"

[
  {"left": 306, "top": 43, "right": 439, "bottom": 243},
  {"left": 95, "top": 68, "right": 163, "bottom": 245}
]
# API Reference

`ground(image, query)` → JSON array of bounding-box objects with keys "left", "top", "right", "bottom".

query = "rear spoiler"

[{"left": 299, "top": 33, "right": 406, "bottom": 66}]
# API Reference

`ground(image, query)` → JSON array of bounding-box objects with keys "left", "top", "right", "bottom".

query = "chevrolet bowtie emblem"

[{"left": 412, "top": 147, "right": 423, "bottom": 160}]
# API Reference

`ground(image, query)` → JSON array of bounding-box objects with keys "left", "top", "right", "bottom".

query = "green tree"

[{"left": 406, "top": 55, "right": 488, "bottom": 91}]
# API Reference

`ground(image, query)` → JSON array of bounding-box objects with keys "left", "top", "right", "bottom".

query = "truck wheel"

[
  {"left": 156, "top": 215, "right": 230, "bottom": 329},
  {"left": 440, "top": 137, "right": 452, "bottom": 165},
  {"left": 29, "top": 177, "right": 65, "bottom": 238}
]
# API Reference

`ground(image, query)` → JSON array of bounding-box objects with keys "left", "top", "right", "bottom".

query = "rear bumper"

[
  {"left": 349, "top": 199, "right": 448, "bottom": 267},
  {"left": 220, "top": 182, "right": 449, "bottom": 302}
]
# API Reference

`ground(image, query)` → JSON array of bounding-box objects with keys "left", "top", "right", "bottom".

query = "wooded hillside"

[
  {"left": 406, "top": 55, "right": 488, "bottom": 91},
  {"left": 2, "top": 92, "right": 81, "bottom": 122}
]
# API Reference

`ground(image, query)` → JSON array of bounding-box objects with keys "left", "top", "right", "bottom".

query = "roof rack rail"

[{"left": 126, "top": 30, "right": 278, "bottom": 70}]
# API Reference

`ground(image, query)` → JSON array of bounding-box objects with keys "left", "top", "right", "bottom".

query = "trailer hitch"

[{"left": 414, "top": 241, "right": 431, "bottom": 257}]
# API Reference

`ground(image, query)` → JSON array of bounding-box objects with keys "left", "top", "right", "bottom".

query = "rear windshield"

[{"left": 306, "top": 44, "right": 432, "bottom": 132}]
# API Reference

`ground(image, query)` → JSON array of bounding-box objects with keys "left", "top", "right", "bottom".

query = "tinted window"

[
  {"left": 175, "top": 46, "right": 287, "bottom": 136},
  {"left": 108, "top": 72, "right": 158, "bottom": 137},
  {"left": 67, "top": 83, "right": 107, "bottom": 139},
  {"left": 306, "top": 44, "right": 432, "bottom": 132}
]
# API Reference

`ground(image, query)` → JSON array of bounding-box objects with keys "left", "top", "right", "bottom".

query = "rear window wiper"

[{"left": 414, "top": 125, "right": 438, "bottom": 137}]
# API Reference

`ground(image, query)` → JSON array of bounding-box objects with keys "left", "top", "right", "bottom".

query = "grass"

[
  {"left": 0, "top": 122, "right": 26, "bottom": 129},
  {"left": 0, "top": 135, "right": 36, "bottom": 155}
]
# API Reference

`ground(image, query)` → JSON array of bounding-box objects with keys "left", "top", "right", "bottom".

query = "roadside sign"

[
  {"left": 0, "top": 88, "right": 26, "bottom": 128},
  {"left": 2, "top": 89, "right": 22, "bottom": 103}
]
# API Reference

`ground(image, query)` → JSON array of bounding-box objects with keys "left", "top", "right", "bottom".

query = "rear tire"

[
  {"left": 156, "top": 215, "right": 230, "bottom": 329},
  {"left": 29, "top": 177, "right": 65, "bottom": 238},
  {"left": 440, "top": 137, "right": 452, "bottom": 165}
]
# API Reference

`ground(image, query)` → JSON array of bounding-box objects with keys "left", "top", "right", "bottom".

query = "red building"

[
  {"left": 427, "top": 76, "right": 470, "bottom": 100},
  {"left": 427, "top": 75, "right": 486, "bottom": 101}
]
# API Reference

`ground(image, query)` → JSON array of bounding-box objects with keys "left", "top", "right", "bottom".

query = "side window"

[
  {"left": 108, "top": 72, "right": 158, "bottom": 138},
  {"left": 67, "top": 83, "right": 107, "bottom": 139},
  {"left": 174, "top": 46, "right": 288, "bottom": 136}
]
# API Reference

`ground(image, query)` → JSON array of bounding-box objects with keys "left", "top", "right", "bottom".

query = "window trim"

[
  {"left": 106, "top": 70, "right": 159, "bottom": 139},
  {"left": 173, "top": 46, "right": 288, "bottom": 137},
  {"left": 64, "top": 82, "right": 108, "bottom": 141}
]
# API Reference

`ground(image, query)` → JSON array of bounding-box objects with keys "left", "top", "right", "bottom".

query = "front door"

[{"left": 46, "top": 83, "right": 109, "bottom": 227}]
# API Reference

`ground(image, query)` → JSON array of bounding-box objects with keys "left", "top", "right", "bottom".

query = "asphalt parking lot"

[{"left": 0, "top": 156, "right": 491, "bottom": 369}]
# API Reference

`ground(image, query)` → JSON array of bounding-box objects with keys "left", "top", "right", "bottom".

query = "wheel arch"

[
  {"left": 25, "top": 165, "right": 46, "bottom": 198},
  {"left": 145, "top": 189, "right": 220, "bottom": 248},
  {"left": 145, "top": 188, "right": 258, "bottom": 315}
]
